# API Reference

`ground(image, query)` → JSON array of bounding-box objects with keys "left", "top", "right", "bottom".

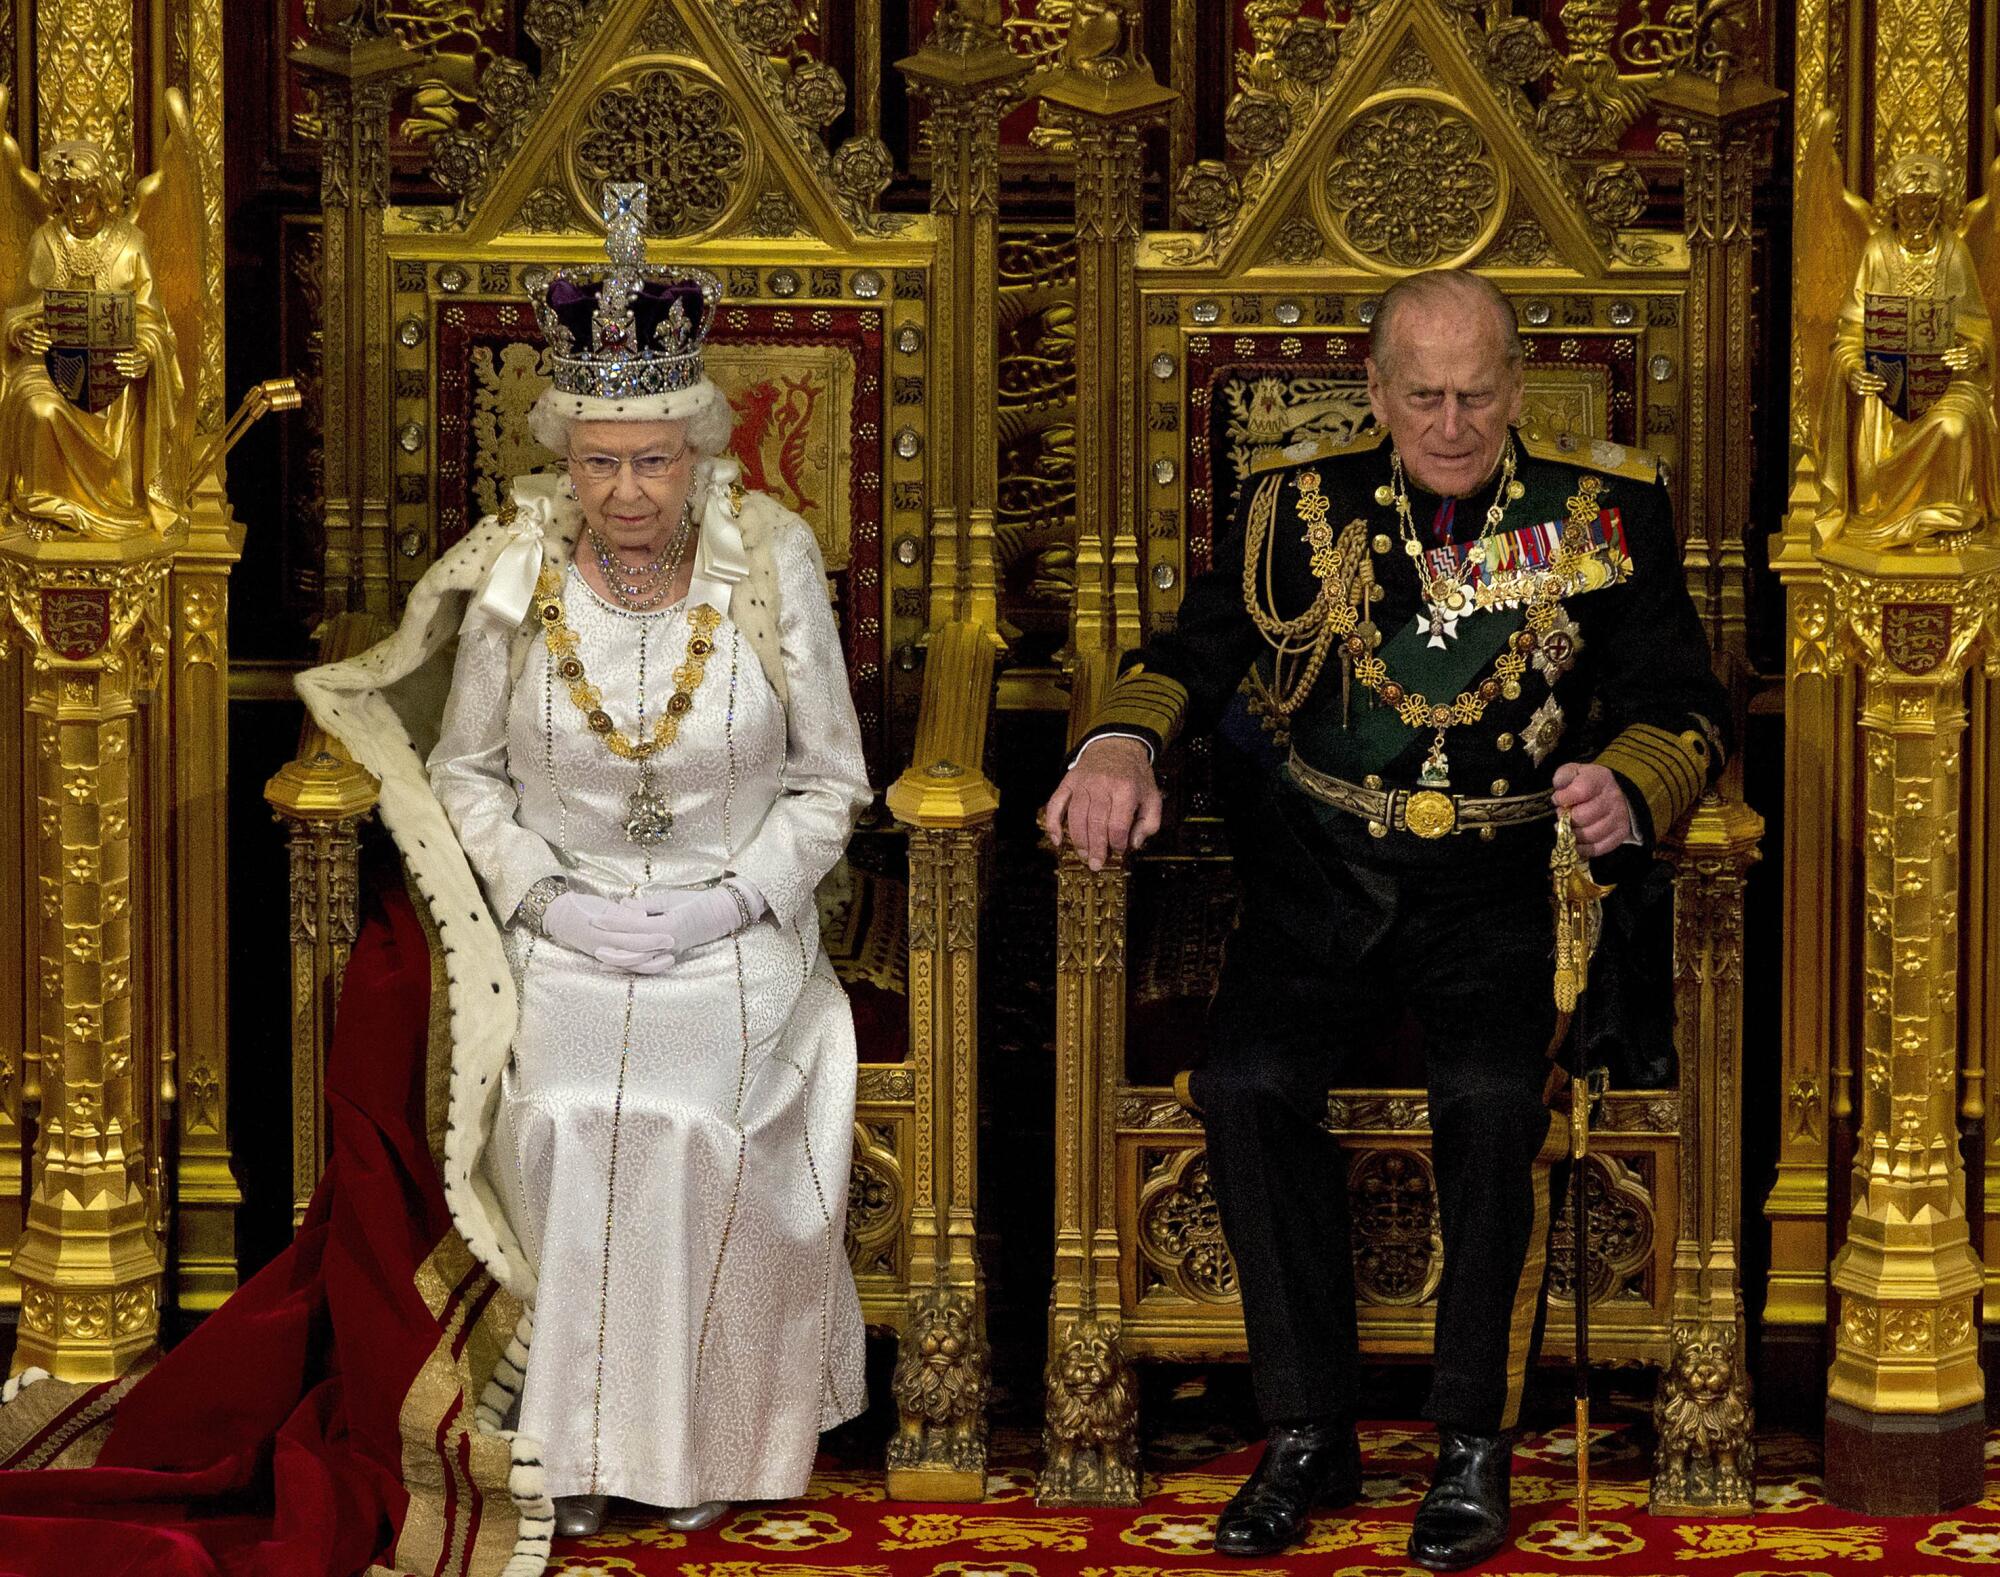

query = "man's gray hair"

[{"left": 1369, "top": 269, "right": 1524, "bottom": 375}]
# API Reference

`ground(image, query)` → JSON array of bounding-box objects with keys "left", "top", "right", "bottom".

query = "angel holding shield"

[
  {"left": 0, "top": 88, "right": 201, "bottom": 539},
  {"left": 1799, "top": 111, "right": 2000, "bottom": 549}
]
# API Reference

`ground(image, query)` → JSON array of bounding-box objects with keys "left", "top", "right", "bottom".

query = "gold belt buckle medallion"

[{"left": 1403, "top": 789, "right": 1457, "bottom": 839}]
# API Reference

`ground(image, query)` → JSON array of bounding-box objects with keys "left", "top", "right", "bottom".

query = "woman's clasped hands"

[
  {"left": 538, "top": 891, "right": 682, "bottom": 974},
  {"left": 539, "top": 881, "right": 768, "bottom": 974}
]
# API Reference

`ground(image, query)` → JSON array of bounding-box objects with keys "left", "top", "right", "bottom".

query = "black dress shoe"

[
  {"left": 1408, "top": 1429, "right": 1512, "bottom": 1571},
  {"left": 1213, "top": 1422, "right": 1363, "bottom": 1559}
]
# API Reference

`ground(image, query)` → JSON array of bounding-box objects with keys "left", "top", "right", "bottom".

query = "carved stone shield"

[
  {"left": 40, "top": 588, "right": 111, "bottom": 659},
  {"left": 1882, "top": 602, "right": 1953, "bottom": 676}
]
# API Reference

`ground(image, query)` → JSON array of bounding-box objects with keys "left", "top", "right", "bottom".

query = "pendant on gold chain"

[{"left": 625, "top": 762, "right": 675, "bottom": 847}]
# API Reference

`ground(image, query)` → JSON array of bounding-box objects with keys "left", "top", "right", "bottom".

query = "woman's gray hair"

[{"left": 526, "top": 376, "right": 735, "bottom": 458}]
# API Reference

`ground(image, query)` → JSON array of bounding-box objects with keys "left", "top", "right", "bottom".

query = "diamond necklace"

[{"left": 587, "top": 498, "right": 694, "bottom": 613}]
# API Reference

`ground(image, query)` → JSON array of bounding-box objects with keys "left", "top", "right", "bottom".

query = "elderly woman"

[{"left": 298, "top": 190, "right": 870, "bottom": 1538}]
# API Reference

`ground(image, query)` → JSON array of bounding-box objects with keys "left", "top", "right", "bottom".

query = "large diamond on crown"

[{"left": 525, "top": 183, "right": 722, "bottom": 398}]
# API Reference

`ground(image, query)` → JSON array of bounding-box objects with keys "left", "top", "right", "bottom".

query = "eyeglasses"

[{"left": 568, "top": 448, "right": 687, "bottom": 483}]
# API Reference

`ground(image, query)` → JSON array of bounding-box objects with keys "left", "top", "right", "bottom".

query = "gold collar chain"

[
  {"left": 1333, "top": 476, "right": 1599, "bottom": 788},
  {"left": 533, "top": 564, "right": 722, "bottom": 761},
  {"left": 1383, "top": 440, "right": 1524, "bottom": 627}
]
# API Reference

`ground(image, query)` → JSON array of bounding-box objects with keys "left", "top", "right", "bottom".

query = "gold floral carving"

[
  {"left": 184, "top": 1063, "right": 221, "bottom": 1134},
  {"left": 568, "top": 65, "right": 752, "bottom": 238},
  {"left": 846, "top": 1121, "right": 904, "bottom": 1276},
  {"left": 1787, "top": 1075, "right": 1824, "bottom": 1142},
  {"left": 1136, "top": 1149, "right": 1237, "bottom": 1302},
  {"left": 1347, "top": 1146, "right": 1442, "bottom": 1305},
  {"left": 857, "top": 1066, "right": 914, "bottom": 1103},
  {"left": 1320, "top": 100, "right": 1504, "bottom": 270},
  {"left": 1882, "top": 1306, "right": 1936, "bottom": 1354},
  {"left": 996, "top": 236, "right": 1077, "bottom": 611},
  {"left": 187, "top": 0, "right": 226, "bottom": 433},
  {"left": 1384, "top": 38, "right": 1440, "bottom": 88},
  {"left": 633, "top": 2, "right": 698, "bottom": 53},
  {"left": 1547, "top": 1152, "right": 1655, "bottom": 1306}
]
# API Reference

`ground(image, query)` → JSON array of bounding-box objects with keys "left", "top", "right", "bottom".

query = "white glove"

[
  {"left": 540, "top": 891, "right": 679, "bottom": 975},
  {"left": 629, "top": 880, "right": 767, "bottom": 957}
]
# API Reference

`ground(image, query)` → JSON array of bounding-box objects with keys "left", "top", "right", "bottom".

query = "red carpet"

[{"left": 551, "top": 1419, "right": 2000, "bottom": 1576}]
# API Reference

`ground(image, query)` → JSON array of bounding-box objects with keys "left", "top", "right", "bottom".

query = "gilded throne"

[{"left": 1034, "top": 0, "right": 1764, "bottom": 1514}]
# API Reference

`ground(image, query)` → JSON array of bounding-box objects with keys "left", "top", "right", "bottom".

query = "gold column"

[
  {"left": 0, "top": 635, "right": 25, "bottom": 1303},
  {"left": 1652, "top": 795, "right": 1762, "bottom": 1514},
  {"left": 898, "top": 9, "right": 1026, "bottom": 641},
  {"left": 1652, "top": 67, "right": 1781, "bottom": 668},
  {"left": 170, "top": 426, "right": 244, "bottom": 1309},
  {"left": 883, "top": 624, "right": 998, "bottom": 1501},
  {"left": 0, "top": 533, "right": 169, "bottom": 1378},
  {"left": 1762, "top": 552, "right": 1849, "bottom": 1334},
  {"left": 166, "top": 0, "right": 244, "bottom": 1312},
  {"left": 292, "top": 26, "right": 416, "bottom": 619},
  {"left": 1821, "top": 541, "right": 1996, "bottom": 1512},
  {"left": 1039, "top": 29, "right": 1173, "bottom": 663},
  {"left": 1765, "top": 8, "right": 1853, "bottom": 1344},
  {"left": 1040, "top": 845, "right": 1137, "bottom": 1507},
  {"left": 855, "top": 0, "right": 883, "bottom": 145}
]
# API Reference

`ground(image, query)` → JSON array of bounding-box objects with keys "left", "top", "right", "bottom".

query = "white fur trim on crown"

[{"left": 529, "top": 376, "right": 722, "bottom": 428}]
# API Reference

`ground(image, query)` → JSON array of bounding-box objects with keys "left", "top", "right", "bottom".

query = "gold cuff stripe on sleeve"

[
  {"left": 1093, "top": 671, "right": 1191, "bottom": 749},
  {"left": 1593, "top": 723, "right": 1707, "bottom": 837},
  {"left": 1608, "top": 733, "right": 1702, "bottom": 799}
]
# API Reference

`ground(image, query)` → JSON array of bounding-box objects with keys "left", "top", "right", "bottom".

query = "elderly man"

[{"left": 1043, "top": 269, "right": 1724, "bottom": 1570}]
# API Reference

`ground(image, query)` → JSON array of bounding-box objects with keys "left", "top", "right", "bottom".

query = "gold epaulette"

[
  {"left": 1248, "top": 423, "right": 1388, "bottom": 475},
  {"left": 1517, "top": 427, "right": 1660, "bottom": 483}
]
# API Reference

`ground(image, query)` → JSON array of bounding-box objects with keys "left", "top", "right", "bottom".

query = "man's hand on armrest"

[{"left": 1041, "top": 734, "right": 1165, "bottom": 872}]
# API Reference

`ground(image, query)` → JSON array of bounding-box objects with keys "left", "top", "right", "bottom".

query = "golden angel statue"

[
  {"left": 1797, "top": 108, "right": 2000, "bottom": 549},
  {"left": 0, "top": 87, "right": 205, "bottom": 539}
]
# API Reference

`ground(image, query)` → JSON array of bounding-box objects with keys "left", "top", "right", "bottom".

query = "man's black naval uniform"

[{"left": 1083, "top": 423, "right": 1726, "bottom": 1555}]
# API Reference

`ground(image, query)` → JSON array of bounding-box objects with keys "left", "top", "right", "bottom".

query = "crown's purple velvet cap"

[{"left": 546, "top": 275, "right": 708, "bottom": 354}]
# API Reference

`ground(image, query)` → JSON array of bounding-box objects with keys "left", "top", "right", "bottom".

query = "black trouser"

[{"left": 1186, "top": 796, "right": 1564, "bottom": 1437}]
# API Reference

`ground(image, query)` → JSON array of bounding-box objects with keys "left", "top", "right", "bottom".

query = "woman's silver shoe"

[
  {"left": 665, "top": 1500, "right": 729, "bottom": 1532},
  {"left": 553, "top": 1494, "right": 609, "bottom": 1537}
]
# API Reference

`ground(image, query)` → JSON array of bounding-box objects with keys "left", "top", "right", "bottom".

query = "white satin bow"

[
  {"left": 687, "top": 457, "right": 750, "bottom": 619},
  {"left": 471, "top": 489, "right": 555, "bottom": 631}
]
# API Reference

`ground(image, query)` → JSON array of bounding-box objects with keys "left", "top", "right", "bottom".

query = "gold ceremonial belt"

[{"left": 1286, "top": 751, "right": 1557, "bottom": 840}]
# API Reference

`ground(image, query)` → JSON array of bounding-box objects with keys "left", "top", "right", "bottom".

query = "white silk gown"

[{"left": 428, "top": 516, "right": 870, "bottom": 1507}]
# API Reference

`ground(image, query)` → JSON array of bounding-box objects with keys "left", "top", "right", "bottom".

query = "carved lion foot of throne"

[
  {"left": 887, "top": 1285, "right": 991, "bottom": 1501},
  {"left": 1651, "top": 1320, "right": 1755, "bottom": 1514},
  {"left": 1038, "top": 1318, "right": 1140, "bottom": 1506}
]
